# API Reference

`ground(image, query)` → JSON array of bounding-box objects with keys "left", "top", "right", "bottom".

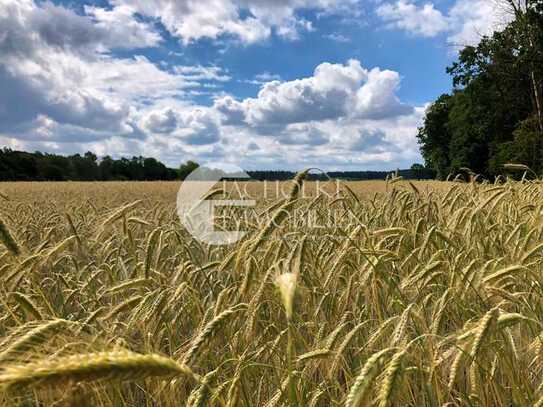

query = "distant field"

[
  {"left": 0, "top": 179, "right": 452, "bottom": 204},
  {"left": 1, "top": 177, "right": 541, "bottom": 406}
]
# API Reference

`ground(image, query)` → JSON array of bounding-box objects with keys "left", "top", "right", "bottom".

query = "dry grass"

[{"left": 0, "top": 177, "right": 542, "bottom": 405}]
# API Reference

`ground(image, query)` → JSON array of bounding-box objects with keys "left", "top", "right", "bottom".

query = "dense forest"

[
  {"left": 418, "top": 0, "right": 543, "bottom": 179},
  {"left": 0, "top": 148, "right": 435, "bottom": 181},
  {"left": 248, "top": 167, "right": 435, "bottom": 181},
  {"left": 0, "top": 149, "right": 179, "bottom": 181}
]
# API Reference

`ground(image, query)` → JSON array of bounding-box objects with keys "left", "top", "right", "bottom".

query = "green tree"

[
  {"left": 179, "top": 160, "right": 199, "bottom": 180},
  {"left": 410, "top": 163, "right": 425, "bottom": 179},
  {"left": 417, "top": 94, "right": 453, "bottom": 179},
  {"left": 99, "top": 156, "right": 114, "bottom": 180},
  {"left": 512, "top": 116, "right": 542, "bottom": 169},
  {"left": 418, "top": 3, "right": 543, "bottom": 177}
]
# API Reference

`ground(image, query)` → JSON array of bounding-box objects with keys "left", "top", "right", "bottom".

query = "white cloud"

[
  {"left": 277, "top": 123, "right": 330, "bottom": 146},
  {"left": 0, "top": 0, "right": 160, "bottom": 56},
  {"left": 377, "top": 0, "right": 448, "bottom": 37},
  {"left": 376, "top": 0, "right": 512, "bottom": 46},
  {"left": 88, "top": 56, "right": 194, "bottom": 103},
  {"left": 355, "top": 68, "right": 412, "bottom": 120},
  {"left": 0, "top": 0, "right": 424, "bottom": 170},
  {"left": 178, "top": 109, "right": 221, "bottom": 145},
  {"left": 83, "top": 4, "right": 162, "bottom": 49},
  {"left": 112, "top": 0, "right": 268, "bottom": 44},
  {"left": 214, "top": 96, "right": 247, "bottom": 126},
  {"left": 172, "top": 65, "right": 231, "bottom": 82},
  {"left": 142, "top": 106, "right": 222, "bottom": 145},
  {"left": 242, "top": 72, "right": 282, "bottom": 86},
  {"left": 111, "top": 0, "right": 359, "bottom": 44},
  {"left": 323, "top": 33, "right": 351, "bottom": 43},
  {"left": 0, "top": 0, "right": 231, "bottom": 144},
  {"left": 206, "top": 60, "right": 422, "bottom": 170},
  {"left": 215, "top": 60, "right": 412, "bottom": 128},
  {"left": 447, "top": 0, "right": 510, "bottom": 47},
  {"left": 143, "top": 108, "right": 179, "bottom": 134},
  {"left": 0, "top": 45, "right": 193, "bottom": 140}
]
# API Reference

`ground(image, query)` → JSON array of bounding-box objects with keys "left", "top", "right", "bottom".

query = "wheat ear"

[
  {"left": 183, "top": 304, "right": 245, "bottom": 364},
  {"left": 0, "top": 350, "right": 198, "bottom": 389},
  {"left": 345, "top": 348, "right": 395, "bottom": 407},
  {"left": 0, "top": 319, "right": 72, "bottom": 364}
]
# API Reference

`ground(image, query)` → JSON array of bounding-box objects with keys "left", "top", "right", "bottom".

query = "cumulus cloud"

[
  {"left": 214, "top": 60, "right": 412, "bottom": 129},
  {"left": 0, "top": 0, "right": 230, "bottom": 144},
  {"left": 0, "top": 1, "right": 152, "bottom": 140},
  {"left": 447, "top": 0, "right": 511, "bottom": 47},
  {"left": 176, "top": 109, "right": 221, "bottom": 145},
  {"left": 0, "top": 0, "right": 160, "bottom": 59},
  {"left": 142, "top": 106, "right": 221, "bottom": 145},
  {"left": 0, "top": 59, "right": 131, "bottom": 137},
  {"left": 355, "top": 68, "right": 413, "bottom": 119},
  {"left": 111, "top": 0, "right": 358, "bottom": 44},
  {"left": 348, "top": 129, "right": 395, "bottom": 152},
  {"left": 213, "top": 96, "right": 247, "bottom": 126},
  {"left": 206, "top": 60, "right": 422, "bottom": 170},
  {"left": 377, "top": 0, "right": 448, "bottom": 37},
  {"left": 376, "top": 0, "right": 512, "bottom": 46},
  {"left": 143, "top": 109, "right": 179, "bottom": 134},
  {"left": 84, "top": 5, "right": 162, "bottom": 49},
  {"left": 278, "top": 124, "right": 330, "bottom": 146}
]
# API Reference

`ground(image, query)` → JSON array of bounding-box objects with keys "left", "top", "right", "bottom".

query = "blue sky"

[{"left": 0, "top": 0, "right": 508, "bottom": 170}]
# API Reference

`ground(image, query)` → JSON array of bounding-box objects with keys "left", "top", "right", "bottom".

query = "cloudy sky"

[{"left": 0, "top": 0, "right": 510, "bottom": 170}]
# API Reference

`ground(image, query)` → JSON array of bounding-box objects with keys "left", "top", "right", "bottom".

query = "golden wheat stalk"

[
  {"left": 345, "top": 348, "right": 395, "bottom": 407},
  {"left": 183, "top": 304, "right": 246, "bottom": 364},
  {"left": 377, "top": 349, "right": 407, "bottom": 407},
  {"left": 0, "top": 350, "right": 198, "bottom": 389},
  {"left": 0, "top": 217, "right": 21, "bottom": 256},
  {"left": 0, "top": 319, "right": 72, "bottom": 364}
]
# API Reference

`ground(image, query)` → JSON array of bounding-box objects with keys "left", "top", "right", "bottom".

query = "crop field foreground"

[{"left": 1, "top": 177, "right": 543, "bottom": 406}]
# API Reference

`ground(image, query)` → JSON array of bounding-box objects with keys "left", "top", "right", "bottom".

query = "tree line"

[
  {"left": 418, "top": 0, "right": 543, "bottom": 179},
  {"left": 0, "top": 148, "right": 435, "bottom": 181},
  {"left": 0, "top": 149, "right": 178, "bottom": 181},
  {"left": 248, "top": 166, "right": 435, "bottom": 181}
]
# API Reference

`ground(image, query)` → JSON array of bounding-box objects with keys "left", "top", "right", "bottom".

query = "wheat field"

[{"left": 0, "top": 175, "right": 543, "bottom": 406}]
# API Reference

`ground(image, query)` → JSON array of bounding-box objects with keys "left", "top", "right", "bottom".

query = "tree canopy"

[
  {"left": 0, "top": 149, "right": 179, "bottom": 181},
  {"left": 417, "top": 0, "right": 543, "bottom": 179}
]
